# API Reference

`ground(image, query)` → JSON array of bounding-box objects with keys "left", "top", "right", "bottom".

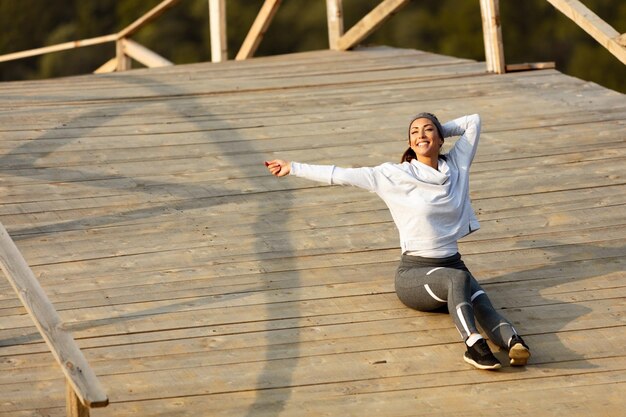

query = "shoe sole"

[
  {"left": 509, "top": 343, "right": 530, "bottom": 366},
  {"left": 463, "top": 353, "right": 501, "bottom": 370}
]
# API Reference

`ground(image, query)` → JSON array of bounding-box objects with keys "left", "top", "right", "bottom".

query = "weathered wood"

[
  {"left": 0, "top": 34, "right": 117, "bottom": 64},
  {"left": 235, "top": 0, "right": 282, "bottom": 61},
  {"left": 336, "top": 0, "right": 411, "bottom": 51},
  {"left": 325, "top": 0, "right": 344, "bottom": 50},
  {"left": 0, "top": 46, "right": 624, "bottom": 417},
  {"left": 115, "top": 39, "right": 131, "bottom": 71},
  {"left": 117, "top": 0, "right": 182, "bottom": 39},
  {"left": 209, "top": 0, "right": 228, "bottom": 62},
  {"left": 67, "top": 382, "right": 90, "bottom": 417},
  {"left": 93, "top": 58, "right": 118, "bottom": 74},
  {"left": 121, "top": 39, "right": 173, "bottom": 68},
  {"left": 480, "top": 0, "right": 505, "bottom": 73},
  {"left": 505, "top": 62, "right": 556, "bottom": 72},
  {"left": 0, "top": 223, "right": 109, "bottom": 409},
  {"left": 545, "top": 0, "right": 626, "bottom": 65}
]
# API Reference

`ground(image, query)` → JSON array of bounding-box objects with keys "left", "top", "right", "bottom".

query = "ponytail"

[{"left": 400, "top": 147, "right": 416, "bottom": 163}]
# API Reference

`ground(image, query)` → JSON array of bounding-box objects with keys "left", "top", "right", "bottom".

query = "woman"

[{"left": 265, "top": 113, "right": 530, "bottom": 370}]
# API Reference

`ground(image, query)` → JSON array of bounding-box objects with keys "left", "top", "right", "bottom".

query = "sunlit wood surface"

[{"left": 1, "top": 46, "right": 624, "bottom": 416}]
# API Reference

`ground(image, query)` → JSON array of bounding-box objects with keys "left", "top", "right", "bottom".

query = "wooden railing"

[
  {"left": 0, "top": 223, "right": 108, "bottom": 417},
  {"left": 0, "top": 0, "right": 181, "bottom": 73},
  {"left": 480, "top": 0, "right": 626, "bottom": 73},
  {"left": 0, "top": 1, "right": 622, "bottom": 414},
  {"left": 0, "top": 0, "right": 623, "bottom": 75}
]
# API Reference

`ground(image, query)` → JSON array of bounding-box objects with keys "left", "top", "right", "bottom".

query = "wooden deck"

[{"left": 0, "top": 46, "right": 625, "bottom": 416}]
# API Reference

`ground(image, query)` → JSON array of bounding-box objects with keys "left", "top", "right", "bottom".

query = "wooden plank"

[
  {"left": 325, "top": 0, "right": 344, "bottom": 50},
  {"left": 3, "top": 312, "right": 626, "bottom": 401},
  {"left": 209, "top": 0, "right": 228, "bottom": 62},
  {"left": 121, "top": 39, "right": 173, "bottom": 68},
  {"left": 93, "top": 58, "right": 117, "bottom": 74},
  {"left": 235, "top": 0, "right": 282, "bottom": 61},
  {"left": 1, "top": 271, "right": 623, "bottom": 362},
  {"left": 4, "top": 194, "right": 623, "bottom": 268},
  {"left": 505, "top": 61, "right": 556, "bottom": 72},
  {"left": 545, "top": 0, "right": 626, "bottom": 65},
  {"left": 1, "top": 179, "right": 622, "bottom": 239},
  {"left": 95, "top": 380, "right": 626, "bottom": 417},
  {"left": 2, "top": 232, "right": 619, "bottom": 329},
  {"left": 337, "top": 0, "right": 411, "bottom": 51},
  {"left": 4, "top": 183, "right": 621, "bottom": 256},
  {"left": 4, "top": 367, "right": 626, "bottom": 417},
  {"left": 4, "top": 329, "right": 624, "bottom": 412},
  {"left": 0, "top": 223, "right": 108, "bottom": 408},
  {"left": 480, "top": 0, "right": 505, "bottom": 73},
  {"left": 0, "top": 35, "right": 117, "bottom": 64},
  {"left": 0, "top": 222, "right": 620, "bottom": 313}
]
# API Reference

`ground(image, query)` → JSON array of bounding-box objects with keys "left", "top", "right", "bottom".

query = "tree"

[{"left": 0, "top": 0, "right": 623, "bottom": 93}]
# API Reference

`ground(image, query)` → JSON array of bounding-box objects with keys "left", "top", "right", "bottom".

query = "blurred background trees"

[{"left": 0, "top": 0, "right": 624, "bottom": 93}]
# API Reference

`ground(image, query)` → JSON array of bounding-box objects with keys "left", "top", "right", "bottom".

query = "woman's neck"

[{"left": 416, "top": 155, "right": 439, "bottom": 170}]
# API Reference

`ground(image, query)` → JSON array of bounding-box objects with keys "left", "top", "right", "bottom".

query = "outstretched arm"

[{"left": 264, "top": 159, "right": 381, "bottom": 192}]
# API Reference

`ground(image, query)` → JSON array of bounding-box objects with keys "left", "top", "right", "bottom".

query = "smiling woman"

[
  {"left": 402, "top": 112, "right": 446, "bottom": 167},
  {"left": 265, "top": 112, "right": 531, "bottom": 371}
]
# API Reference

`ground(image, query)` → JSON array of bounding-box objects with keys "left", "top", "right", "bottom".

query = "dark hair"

[
  {"left": 400, "top": 147, "right": 447, "bottom": 163},
  {"left": 400, "top": 147, "right": 416, "bottom": 163}
]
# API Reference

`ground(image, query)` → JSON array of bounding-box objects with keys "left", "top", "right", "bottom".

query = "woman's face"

[{"left": 409, "top": 118, "right": 443, "bottom": 159}]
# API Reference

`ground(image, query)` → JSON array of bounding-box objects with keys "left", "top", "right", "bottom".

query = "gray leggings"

[{"left": 395, "top": 253, "right": 516, "bottom": 348}]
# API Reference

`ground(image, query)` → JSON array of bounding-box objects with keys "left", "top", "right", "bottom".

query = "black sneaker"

[
  {"left": 463, "top": 338, "right": 501, "bottom": 370},
  {"left": 508, "top": 335, "right": 530, "bottom": 366}
]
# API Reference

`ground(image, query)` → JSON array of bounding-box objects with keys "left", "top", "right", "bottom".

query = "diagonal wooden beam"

[
  {"left": 94, "top": 58, "right": 118, "bottom": 74},
  {"left": 337, "top": 0, "right": 411, "bottom": 51},
  {"left": 122, "top": 39, "right": 173, "bottom": 68},
  {"left": 545, "top": 0, "right": 626, "bottom": 65},
  {"left": 118, "top": 0, "right": 182, "bottom": 39},
  {"left": 236, "top": 0, "right": 282, "bottom": 60}
]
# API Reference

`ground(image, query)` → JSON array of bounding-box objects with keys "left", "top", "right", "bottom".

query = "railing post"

[
  {"left": 115, "top": 38, "right": 132, "bottom": 71},
  {"left": 67, "top": 382, "right": 90, "bottom": 417},
  {"left": 326, "top": 0, "right": 344, "bottom": 50},
  {"left": 480, "top": 0, "right": 506, "bottom": 73},
  {"left": 209, "top": 0, "right": 228, "bottom": 62}
]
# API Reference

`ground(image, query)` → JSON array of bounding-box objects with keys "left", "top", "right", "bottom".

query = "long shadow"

[{"left": 0, "top": 70, "right": 300, "bottom": 414}]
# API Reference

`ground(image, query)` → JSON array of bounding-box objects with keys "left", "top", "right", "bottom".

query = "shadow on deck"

[{"left": 0, "top": 46, "right": 624, "bottom": 416}]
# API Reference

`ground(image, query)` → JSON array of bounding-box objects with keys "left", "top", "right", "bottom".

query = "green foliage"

[{"left": 0, "top": 0, "right": 624, "bottom": 92}]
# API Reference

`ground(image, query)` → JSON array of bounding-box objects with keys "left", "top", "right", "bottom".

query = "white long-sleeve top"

[{"left": 290, "top": 114, "right": 482, "bottom": 257}]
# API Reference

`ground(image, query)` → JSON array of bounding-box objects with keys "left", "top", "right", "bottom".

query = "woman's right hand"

[{"left": 264, "top": 160, "right": 291, "bottom": 177}]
